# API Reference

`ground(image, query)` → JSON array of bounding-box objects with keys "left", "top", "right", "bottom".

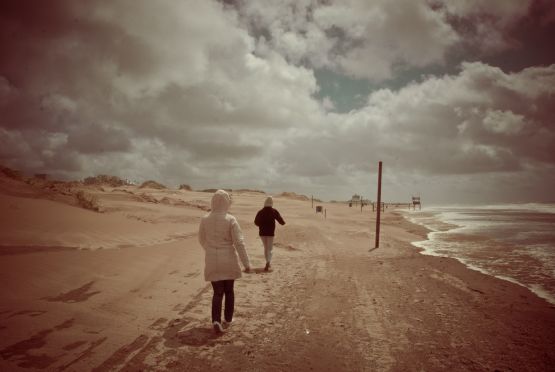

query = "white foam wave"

[
  {"left": 411, "top": 240, "right": 555, "bottom": 305},
  {"left": 433, "top": 203, "right": 555, "bottom": 214},
  {"left": 405, "top": 209, "right": 555, "bottom": 306}
]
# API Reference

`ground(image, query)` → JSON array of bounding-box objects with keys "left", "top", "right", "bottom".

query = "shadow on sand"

[
  {"left": 175, "top": 327, "right": 223, "bottom": 347},
  {"left": 251, "top": 267, "right": 273, "bottom": 274},
  {"left": 42, "top": 281, "right": 100, "bottom": 303}
]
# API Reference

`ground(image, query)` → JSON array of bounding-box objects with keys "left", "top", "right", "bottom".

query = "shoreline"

[{"left": 400, "top": 209, "right": 555, "bottom": 307}]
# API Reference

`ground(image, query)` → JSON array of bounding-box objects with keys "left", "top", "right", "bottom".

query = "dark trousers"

[{"left": 211, "top": 280, "right": 234, "bottom": 323}]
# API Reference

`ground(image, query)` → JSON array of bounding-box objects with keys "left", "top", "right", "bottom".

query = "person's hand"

[{"left": 244, "top": 267, "right": 251, "bottom": 273}]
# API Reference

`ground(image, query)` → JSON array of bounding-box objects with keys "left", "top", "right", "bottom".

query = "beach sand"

[{"left": 1, "top": 175, "right": 554, "bottom": 371}]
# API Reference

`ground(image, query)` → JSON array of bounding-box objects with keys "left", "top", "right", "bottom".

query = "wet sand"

[{"left": 1, "top": 179, "right": 554, "bottom": 371}]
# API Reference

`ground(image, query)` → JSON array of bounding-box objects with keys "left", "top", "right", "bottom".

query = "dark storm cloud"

[
  {"left": 66, "top": 123, "right": 132, "bottom": 154},
  {"left": 435, "top": 0, "right": 555, "bottom": 74},
  {"left": 0, "top": 0, "right": 150, "bottom": 171},
  {"left": 190, "top": 142, "right": 261, "bottom": 161},
  {"left": 0, "top": 0, "right": 320, "bottom": 179}
]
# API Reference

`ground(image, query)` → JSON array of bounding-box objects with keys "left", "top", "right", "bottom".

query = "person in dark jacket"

[{"left": 254, "top": 196, "right": 285, "bottom": 271}]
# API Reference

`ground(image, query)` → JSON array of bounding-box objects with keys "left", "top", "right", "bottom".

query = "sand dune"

[
  {"left": 0, "top": 192, "right": 201, "bottom": 250},
  {"left": 1, "top": 172, "right": 554, "bottom": 371}
]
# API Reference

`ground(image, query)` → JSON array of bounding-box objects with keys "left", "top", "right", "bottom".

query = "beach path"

[{"left": 1, "top": 190, "right": 555, "bottom": 371}]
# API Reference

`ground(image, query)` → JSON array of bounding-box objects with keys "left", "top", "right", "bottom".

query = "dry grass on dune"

[
  {"left": 233, "top": 188, "right": 266, "bottom": 194},
  {"left": 74, "top": 190, "right": 102, "bottom": 212},
  {"left": 139, "top": 180, "right": 167, "bottom": 189},
  {"left": 83, "top": 175, "right": 129, "bottom": 187},
  {"left": 277, "top": 191, "right": 310, "bottom": 201}
]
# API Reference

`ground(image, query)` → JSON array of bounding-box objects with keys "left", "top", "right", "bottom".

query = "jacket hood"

[
  {"left": 264, "top": 196, "right": 273, "bottom": 207},
  {"left": 211, "top": 189, "right": 231, "bottom": 213}
]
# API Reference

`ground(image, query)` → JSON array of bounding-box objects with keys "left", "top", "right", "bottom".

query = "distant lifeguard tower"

[
  {"left": 350, "top": 194, "right": 361, "bottom": 207},
  {"left": 411, "top": 196, "right": 421, "bottom": 210}
]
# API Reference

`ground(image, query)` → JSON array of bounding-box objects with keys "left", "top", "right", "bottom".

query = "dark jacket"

[{"left": 254, "top": 207, "right": 285, "bottom": 236}]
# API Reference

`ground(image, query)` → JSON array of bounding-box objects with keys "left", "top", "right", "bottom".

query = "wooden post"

[
  {"left": 324, "top": 209, "right": 327, "bottom": 219},
  {"left": 361, "top": 195, "right": 363, "bottom": 212},
  {"left": 311, "top": 195, "right": 313, "bottom": 209},
  {"left": 375, "top": 161, "right": 382, "bottom": 249}
]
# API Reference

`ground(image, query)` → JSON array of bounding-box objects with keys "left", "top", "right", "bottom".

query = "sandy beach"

[{"left": 1, "top": 173, "right": 554, "bottom": 371}]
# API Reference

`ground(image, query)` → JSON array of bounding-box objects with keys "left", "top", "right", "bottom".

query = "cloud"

[
  {"left": 0, "top": 0, "right": 554, "bottom": 203},
  {"left": 237, "top": 0, "right": 555, "bottom": 81},
  {"left": 439, "top": 0, "right": 531, "bottom": 22},
  {"left": 66, "top": 123, "right": 132, "bottom": 154},
  {"left": 0, "top": 0, "right": 322, "bottom": 177},
  {"left": 275, "top": 62, "right": 555, "bottom": 179},
  {"left": 435, "top": 0, "right": 533, "bottom": 24},
  {"left": 482, "top": 110, "right": 525, "bottom": 135},
  {"left": 237, "top": 0, "right": 460, "bottom": 80},
  {"left": 434, "top": 0, "right": 544, "bottom": 54}
]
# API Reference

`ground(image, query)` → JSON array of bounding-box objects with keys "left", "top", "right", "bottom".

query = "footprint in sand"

[{"left": 7, "top": 310, "right": 47, "bottom": 318}]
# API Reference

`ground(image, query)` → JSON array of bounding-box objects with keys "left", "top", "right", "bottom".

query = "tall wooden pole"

[
  {"left": 311, "top": 195, "right": 313, "bottom": 209},
  {"left": 375, "top": 161, "right": 382, "bottom": 249}
]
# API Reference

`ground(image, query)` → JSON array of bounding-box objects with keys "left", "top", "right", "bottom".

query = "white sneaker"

[
  {"left": 213, "top": 321, "right": 224, "bottom": 333},
  {"left": 223, "top": 320, "right": 232, "bottom": 329}
]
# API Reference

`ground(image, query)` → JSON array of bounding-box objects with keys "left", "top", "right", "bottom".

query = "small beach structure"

[
  {"left": 350, "top": 194, "right": 361, "bottom": 207},
  {"left": 411, "top": 196, "right": 421, "bottom": 210}
]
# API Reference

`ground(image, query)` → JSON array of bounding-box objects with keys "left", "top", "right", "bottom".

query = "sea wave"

[{"left": 403, "top": 206, "right": 555, "bottom": 305}]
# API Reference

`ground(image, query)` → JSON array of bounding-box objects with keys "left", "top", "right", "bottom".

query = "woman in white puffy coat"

[{"left": 198, "top": 189, "right": 251, "bottom": 333}]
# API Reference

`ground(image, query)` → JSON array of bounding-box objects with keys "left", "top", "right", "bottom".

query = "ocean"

[{"left": 403, "top": 204, "right": 555, "bottom": 305}]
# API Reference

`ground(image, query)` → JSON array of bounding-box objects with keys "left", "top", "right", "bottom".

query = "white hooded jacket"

[{"left": 198, "top": 190, "right": 250, "bottom": 281}]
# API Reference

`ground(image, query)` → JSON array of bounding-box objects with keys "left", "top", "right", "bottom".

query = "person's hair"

[{"left": 264, "top": 196, "right": 273, "bottom": 207}]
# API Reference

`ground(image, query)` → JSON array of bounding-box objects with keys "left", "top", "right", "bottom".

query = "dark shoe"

[
  {"left": 213, "top": 321, "right": 224, "bottom": 334},
  {"left": 264, "top": 262, "right": 271, "bottom": 271}
]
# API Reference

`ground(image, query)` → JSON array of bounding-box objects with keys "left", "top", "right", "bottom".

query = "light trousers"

[{"left": 260, "top": 236, "right": 274, "bottom": 263}]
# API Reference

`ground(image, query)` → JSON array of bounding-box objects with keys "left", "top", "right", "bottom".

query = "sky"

[{"left": 1, "top": 0, "right": 555, "bottom": 204}]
